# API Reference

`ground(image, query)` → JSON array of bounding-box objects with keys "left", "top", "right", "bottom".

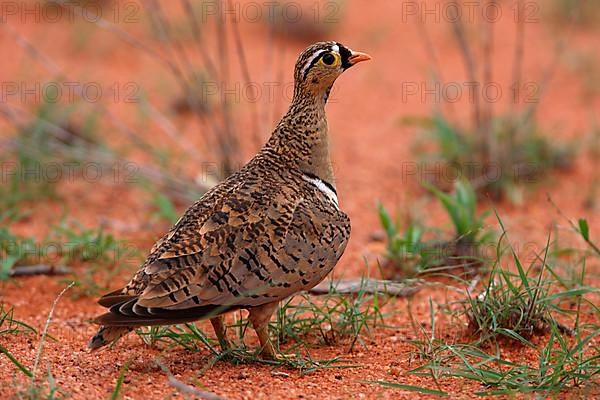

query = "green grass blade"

[
  {"left": 362, "top": 380, "right": 448, "bottom": 396},
  {"left": 111, "top": 361, "right": 131, "bottom": 400},
  {"left": 0, "top": 344, "right": 33, "bottom": 377},
  {"left": 577, "top": 218, "right": 589, "bottom": 241}
]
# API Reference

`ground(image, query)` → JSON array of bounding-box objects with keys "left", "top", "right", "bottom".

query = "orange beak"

[{"left": 348, "top": 51, "right": 372, "bottom": 65}]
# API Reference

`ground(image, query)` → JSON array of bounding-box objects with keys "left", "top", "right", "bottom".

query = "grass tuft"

[
  {"left": 395, "top": 210, "right": 600, "bottom": 397},
  {"left": 0, "top": 304, "right": 37, "bottom": 378},
  {"left": 272, "top": 278, "right": 387, "bottom": 352},
  {"left": 414, "top": 113, "right": 573, "bottom": 203},
  {"left": 379, "top": 180, "right": 493, "bottom": 279},
  {"left": 135, "top": 277, "right": 388, "bottom": 373}
]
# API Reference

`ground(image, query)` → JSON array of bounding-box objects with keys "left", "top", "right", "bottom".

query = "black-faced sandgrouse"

[{"left": 88, "top": 41, "right": 371, "bottom": 359}]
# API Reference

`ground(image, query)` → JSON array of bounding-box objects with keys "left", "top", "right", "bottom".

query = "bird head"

[{"left": 293, "top": 41, "right": 371, "bottom": 100}]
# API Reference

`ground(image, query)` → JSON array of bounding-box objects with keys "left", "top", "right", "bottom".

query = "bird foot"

[
  {"left": 272, "top": 353, "right": 296, "bottom": 362},
  {"left": 259, "top": 348, "right": 296, "bottom": 362}
]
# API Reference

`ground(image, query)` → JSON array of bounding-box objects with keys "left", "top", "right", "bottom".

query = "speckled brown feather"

[{"left": 89, "top": 41, "right": 368, "bottom": 356}]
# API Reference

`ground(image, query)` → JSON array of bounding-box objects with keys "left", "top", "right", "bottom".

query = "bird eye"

[{"left": 321, "top": 53, "right": 336, "bottom": 66}]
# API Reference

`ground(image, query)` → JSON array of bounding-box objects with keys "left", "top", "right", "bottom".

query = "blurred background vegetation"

[{"left": 0, "top": 0, "right": 599, "bottom": 397}]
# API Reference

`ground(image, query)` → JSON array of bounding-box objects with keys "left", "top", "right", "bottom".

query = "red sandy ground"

[{"left": 1, "top": 1, "right": 599, "bottom": 399}]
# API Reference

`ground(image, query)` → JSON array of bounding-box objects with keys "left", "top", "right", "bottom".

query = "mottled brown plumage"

[{"left": 88, "top": 41, "right": 370, "bottom": 359}]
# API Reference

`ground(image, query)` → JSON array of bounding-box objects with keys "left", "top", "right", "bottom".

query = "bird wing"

[{"left": 95, "top": 178, "right": 309, "bottom": 325}]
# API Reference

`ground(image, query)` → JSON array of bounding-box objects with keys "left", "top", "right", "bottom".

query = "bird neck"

[{"left": 265, "top": 88, "right": 336, "bottom": 187}]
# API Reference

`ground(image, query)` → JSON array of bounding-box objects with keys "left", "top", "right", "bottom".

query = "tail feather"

[
  {"left": 87, "top": 326, "right": 133, "bottom": 351},
  {"left": 89, "top": 289, "right": 241, "bottom": 350}
]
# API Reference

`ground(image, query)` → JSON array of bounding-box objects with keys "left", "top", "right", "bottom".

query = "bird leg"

[
  {"left": 248, "top": 302, "right": 281, "bottom": 360},
  {"left": 210, "top": 315, "right": 230, "bottom": 352}
]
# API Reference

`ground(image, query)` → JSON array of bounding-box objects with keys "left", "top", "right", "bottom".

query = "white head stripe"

[
  {"left": 302, "top": 174, "right": 339, "bottom": 210},
  {"left": 301, "top": 49, "right": 326, "bottom": 77}
]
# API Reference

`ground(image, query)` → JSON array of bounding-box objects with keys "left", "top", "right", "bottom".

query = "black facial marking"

[
  {"left": 337, "top": 42, "right": 353, "bottom": 69},
  {"left": 302, "top": 43, "right": 341, "bottom": 80}
]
